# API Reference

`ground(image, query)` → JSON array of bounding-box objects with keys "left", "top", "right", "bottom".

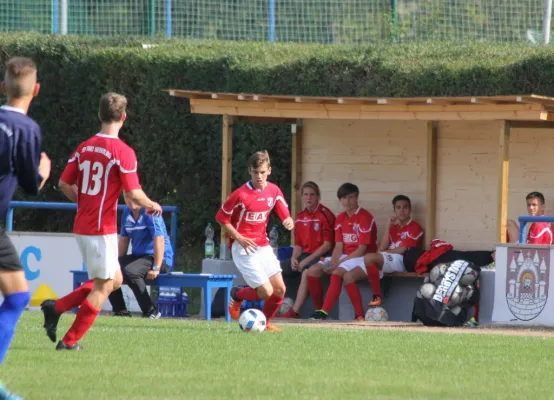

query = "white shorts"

[
  {"left": 231, "top": 242, "right": 281, "bottom": 288},
  {"left": 321, "top": 255, "right": 365, "bottom": 272},
  {"left": 336, "top": 252, "right": 405, "bottom": 278},
  {"left": 75, "top": 233, "right": 119, "bottom": 280}
]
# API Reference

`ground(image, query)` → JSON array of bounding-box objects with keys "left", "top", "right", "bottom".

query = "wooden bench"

[
  {"left": 384, "top": 272, "right": 429, "bottom": 278},
  {"left": 70, "top": 270, "right": 236, "bottom": 322}
]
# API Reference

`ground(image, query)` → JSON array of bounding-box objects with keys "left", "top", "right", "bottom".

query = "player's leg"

[
  {"left": 228, "top": 242, "right": 264, "bottom": 320},
  {"left": 364, "top": 253, "right": 385, "bottom": 307},
  {"left": 311, "top": 265, "right": 348, "bottom": 320},
  {"left": 260, "top": 247, "right": 286, "bottom": 330},
  {"left": 0, "top": 229, "right": 31, "bottom": 365},
  {"left": 306, "top": 260, "right": 327, "bottom": 311},
  {"left": 58, "top": 234, "right": 121, "bottom": 350},
  {"left": 343, "top": 266, "right": 367, "bottom": 321},
  {"left": 121, "top": 255, "right": 158, "bottom": 318}
]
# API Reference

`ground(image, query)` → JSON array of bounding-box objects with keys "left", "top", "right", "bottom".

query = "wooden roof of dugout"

[{"left": 165, "top": 90, "right": 554, "bottom": 122}]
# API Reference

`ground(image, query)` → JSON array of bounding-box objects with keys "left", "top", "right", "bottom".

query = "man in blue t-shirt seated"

[{"left": 109, "top": 197, "right": 174, "bottom": 319}]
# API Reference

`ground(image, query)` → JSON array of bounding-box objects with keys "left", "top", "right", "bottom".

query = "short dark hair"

[
  {"left": 301, "top": 181, "right": 320, "bottom": 197},
  {"left": 526, "top": 191, "right": 545, "bottom": 204},
  {"left": 392, "top": 195, "right": 411, "bottom": 207},
  {"left": 337, "top": 183, "right": 359, "bottom": 199},
  {"left": 4, "top": 57, "right": 37, "bottom": 98},
  {"left": 99, "top": 92, "right": 127, "bottom": 123},
  {"left": 248, "top": 150, "right": 270, "bottom": 169}
]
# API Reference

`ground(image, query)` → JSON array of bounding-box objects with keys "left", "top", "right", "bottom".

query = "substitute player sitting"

[
  {"left": 216, "top": 151, "right": 294, "bottom": 332},
  {"left": 507, "top": 191, "right": 552, "bottom": 245},
  {"left": 308, "top": 183, "right": 377, "bottom": 321},
  {"left": 277, "top": 181, "right": 335, "bottom": 318},
  {"left": 345, "top": 195, "right": 424, "bottom": 310}
]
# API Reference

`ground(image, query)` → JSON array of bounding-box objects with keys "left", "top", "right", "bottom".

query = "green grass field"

[{"left": 3, "top": 312, "right": 554, "bottom": 400}]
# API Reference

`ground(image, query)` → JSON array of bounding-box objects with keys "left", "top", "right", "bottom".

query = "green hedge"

[{"left": 2, "top": 33, "right": 554, "bottom": 269}]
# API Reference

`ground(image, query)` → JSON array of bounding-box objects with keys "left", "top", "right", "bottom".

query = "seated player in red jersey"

[
  {"left": 215, "top": 151, "right": 294, "bottom": 332},
  {"left": 308, "top": 183, "right": 377, "bottom": 320},
  {"left": 352, "top": 195, "right": 424, "bottom": 309},
  {"left": 276, "top": 181, "right": 335, "bottom": 318},
  {"left": 507, "top": 191, "right": 552, "bottom": 245}
]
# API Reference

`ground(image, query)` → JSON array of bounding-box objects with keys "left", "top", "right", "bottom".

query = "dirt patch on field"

[{"left": 276, "top": 319, "right": 554, "bottom": 338}]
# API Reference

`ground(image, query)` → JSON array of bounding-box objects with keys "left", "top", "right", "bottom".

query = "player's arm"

[
  {"left": 120, "top": 150, "right": 162, "bottom": 215},
  {"left": 388, "top": 226, "right": 424, "bottom": 254},
  {"left": 59, "top": 149, "right": 80, "bottom": 202},
  {"left": 379, "top": 218, "right": 394, "bottom": 252},
  {"left": 329, "top": 224, "right": 344, "bottom": 269},
  {"left": 215, "top": 191, "right": 257, "bottom": 253},
  {"left": 290, "top": 245, "right": 303, "bottom": 270},
  {"left": 125, "top": 189, "right": 160, "bottom": 212},
  {"left": 299, "top": 241, "right": 333, "bottom": 268},
  {"left": 15, "top": 127, "right": 50, "bottom": 194},
  {"left": 274, "top": 188, "right": 294, "bottom": 230},
  {"left": 118, "top": 213, "right": 130, "bottom": 257},
  {"left": 147, "top": 216, "right": 166, "bottom": 270}
]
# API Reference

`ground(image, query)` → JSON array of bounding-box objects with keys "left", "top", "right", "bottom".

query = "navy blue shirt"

[
  {"left": 120, "top": 207, "right": 174, "bottom": 267},
  {"left": 0, "top": 106, "right": 42, "bottom": 221}
]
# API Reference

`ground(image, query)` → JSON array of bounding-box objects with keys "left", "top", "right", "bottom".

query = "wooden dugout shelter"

[{"left": 166, "top": 90, "right": 554, "bottom": 250}]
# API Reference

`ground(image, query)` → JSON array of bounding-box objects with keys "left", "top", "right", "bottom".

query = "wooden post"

[
  {"left": 425, "top": 121, "right": 438, "bottom": 249},
  {"left": 497, "top": 121, "right": 510, "bottom": 243},
  {"left": 290, "top": 119, "right": 303, "bottom": 245},
  {"left": 220, "top": 115, "right": 234, "bottom": 249}
]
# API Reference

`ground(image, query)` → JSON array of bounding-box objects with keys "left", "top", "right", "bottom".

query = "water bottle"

[
  {"left": 205, "top": 222, "right": 215, "bottom": 259},
  {"left": 269, "top": 226, "right": 279, "bottom": 256}
]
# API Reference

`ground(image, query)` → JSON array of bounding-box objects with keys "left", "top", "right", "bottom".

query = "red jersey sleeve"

[
  {"left": 321, "top": 207, "right": 335, "bottom": 243},
  {"left": 273, "top": 187, "right": 290, "bottom": 221},
  {"left": 334, "top": 217, "right": 343, "bottom": 244},
  {"left": 527, "top": 223, "right": 553, "bottom": 245},
  {"left": 216, "top": 190, "right": 240, "bottom": 225},
  {"left": 357, "top": 211, "right": 375, "bottom": 246},
  {"left": 118, "top": 147, "right": 141, "bottom": 192},
  {"left": 60, "top": 148, "right": 80, "bottom": 185},
  {"left": 400, "top": 222, "right": 425, "bottom": 248}
]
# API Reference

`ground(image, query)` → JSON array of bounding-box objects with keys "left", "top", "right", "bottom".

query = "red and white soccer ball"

[
  {"left": 278, "top": 297, "right": 294, "bottom": 314},
  {"left": 459, "top": 267, "right": 479, "bottom": 286},
  {"left": 239, "top": 309, "right": 267, "bottom": 333},
  {"left": 365, "top": 307, "right": 389, "bottom": 322}
]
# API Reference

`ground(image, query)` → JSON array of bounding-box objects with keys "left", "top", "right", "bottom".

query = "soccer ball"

[
  {"left": 238, "top": 309, "right": 267, "bottom": 333},
  {"left": 461, "top": 285, "right": 476, "bottom": 303},
  {"left": 447, "top": 285, "right": 464, "bottom": 307},
  {"left": 448, "top": 305, "right": 462, "bottom": 316},
  {"left": 365, "top": 307, "right": 388, "bottom": 322},
  {"left": 429, "top": 263, "right": 448, "bottom": 284},
  {"left": 419, "top": 283, "right": 437, "bottom": 299},
  {"left": 459, "top": 266, "right": 479, "bottom": 286},
  {"left": 279, "top": 297, "right": 294, "bottom": 314}
]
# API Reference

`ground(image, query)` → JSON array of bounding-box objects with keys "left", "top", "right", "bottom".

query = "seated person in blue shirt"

[{"left": 109, "top": 196, "right": 174, "bottom": 318}]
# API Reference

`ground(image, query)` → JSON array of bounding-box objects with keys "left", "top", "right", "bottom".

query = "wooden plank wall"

[
  {"left": 301, "top": 119, "right": 428, "bottom": 246},
  {"left": 507, "top": 127, "right": 554, "bottom": 221}
]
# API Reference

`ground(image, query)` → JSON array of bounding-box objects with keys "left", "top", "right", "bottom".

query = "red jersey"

[
  {"left": 527, "top": 222, "right": 553, "bottom": 245},
  {"left": 294, "top": 203, "right": 335, "bottom": 254},
  {"left": 334, "top": 207, "right": 377, "bottom": 255},
  {"left": 388, "top": 220, "right": 424, "bottom": 250},
  {"left": 215, "top": 181, "right": 290, "bottom": 247},
  {"left": 60, "top": 134, "right": 141, "bottom": 235}
]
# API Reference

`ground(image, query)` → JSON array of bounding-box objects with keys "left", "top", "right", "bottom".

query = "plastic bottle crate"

[
  {"left": 155, "top": 298, "right": 188, "bottom": 318},
  {"left": 241, "top": 299, "right": 265, "bottom": 311}
]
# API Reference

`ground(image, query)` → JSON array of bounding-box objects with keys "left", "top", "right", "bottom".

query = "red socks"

[
  {"left": 345, "top": 283, "right": 364, "bottom": 318},
  {"left": 307, "top": 276, "right": 324, "bottom": 310},
  {"left": 262, "top": 294, "right": 283, "bottom": 323},
  {"left": 55, "top": 280, "right": 95, "bottom": 314},
  {"left": 366, "top": 264, "right": 382, "bottom": 297},
  {"left": 321, "top": 275, "right": 343, "bottom": 313},
  {"left": 62, "top": 299, "right": 100, "bottom": 346},
  {"left": 235, "top": 287, "right": 262, "bottom": 301}
]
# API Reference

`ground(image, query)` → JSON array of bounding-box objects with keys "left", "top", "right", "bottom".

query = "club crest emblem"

[
  {"left": 313, "top": 223, "right": 320, "bottom": 231},
  {"left": 267, "top": 197, "right": 274, "bottom": 207},
  {"left": 505, "top": 248, "right": 549, "bottom": 321},
  {"left": 401, "top": 232, "right": 408, "bottom": 240}
]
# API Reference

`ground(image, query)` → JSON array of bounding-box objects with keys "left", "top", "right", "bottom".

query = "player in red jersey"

[
  {"left": 345, "top": 195, "right": 424, "bottom": 310},
  {"left": 276, "top": 181, "right": 335, "bottom": 318},
  {"left": 507, "top": 192, "right": 552, "bottom": 245},
  {"left": 216, "top": 151, "right": 294, "bottom": 332},
  {"left": 308, "top": 183, "right": 377, "bottom": 320},
  {"left": 40, "top": 93, "right": 162, "bottom": 350}
]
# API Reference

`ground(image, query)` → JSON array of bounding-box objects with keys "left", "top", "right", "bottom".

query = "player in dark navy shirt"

[{"left": 0, "top": 57, "right": 51, "bottom": 400}]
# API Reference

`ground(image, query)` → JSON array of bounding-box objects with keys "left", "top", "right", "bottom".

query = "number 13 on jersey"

[{"left": 79, "top": 160, "right": 104, "bottom": 195}]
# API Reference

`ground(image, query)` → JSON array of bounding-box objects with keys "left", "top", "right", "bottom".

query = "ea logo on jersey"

[{"left": 267, "top": 197, "right": 274, "bottom": 207}]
